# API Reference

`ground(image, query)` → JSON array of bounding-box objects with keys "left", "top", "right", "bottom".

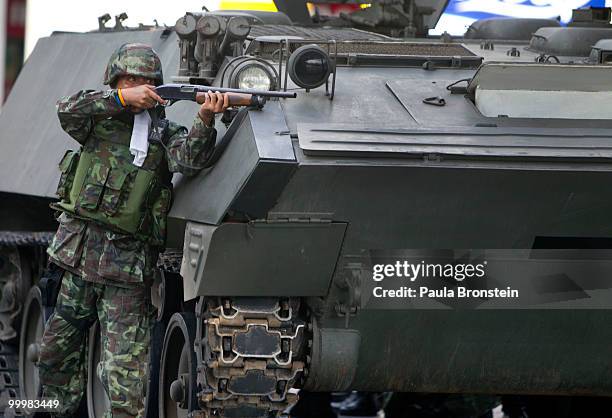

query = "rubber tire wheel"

[
  {"left": 87, "top": 321, "right": 110, "bottom": 418},
  {"left": 159, "top": 312, "right": 198, "bottom": 418},
  {"left": 18, "top": 286, "right": 44, "bottom": 416}
]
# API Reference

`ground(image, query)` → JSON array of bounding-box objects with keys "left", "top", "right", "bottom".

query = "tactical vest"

[{"left": 52, "top": 114, "right": 172, "bottom": 246}]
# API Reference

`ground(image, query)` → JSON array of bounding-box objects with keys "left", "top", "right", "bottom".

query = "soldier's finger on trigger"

[{"left": 148, "top": 90, "right": 164, "bottom": 104}]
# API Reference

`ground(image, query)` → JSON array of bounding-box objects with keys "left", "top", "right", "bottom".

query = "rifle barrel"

[{"left": 158, "top": 83, "right": 297, "bottom": 98}]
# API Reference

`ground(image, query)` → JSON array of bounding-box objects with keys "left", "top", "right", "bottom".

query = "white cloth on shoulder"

[{"left": 129, "top": 111, "right": 151, "bottom": 167}]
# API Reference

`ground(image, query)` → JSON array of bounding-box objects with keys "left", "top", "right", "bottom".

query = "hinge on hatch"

[
  {"left": 265, "top": 212, "right": 334, "bottom": 224},
  {"left": 334, "top": 260, "right": 363, "bottom": 328}
]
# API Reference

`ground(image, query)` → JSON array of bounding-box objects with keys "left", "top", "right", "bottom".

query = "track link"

[
  {"left": 195, "top": 298, "right": 310, "bottom": 418},
  {"left": 0, "top": 341, "right": 20, "bottom": 417}
]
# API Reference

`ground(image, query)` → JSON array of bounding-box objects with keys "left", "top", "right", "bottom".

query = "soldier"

[{"left": 36, "top": 43, "right": 229, "bottom": 418}]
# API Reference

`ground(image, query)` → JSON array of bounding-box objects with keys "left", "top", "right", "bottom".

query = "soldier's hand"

[
  {"left": 198, "top": 92, "right": 229, "bottom": 127},
  {"left": 121, "top": 85, "right": 166, "bottom": 111}
]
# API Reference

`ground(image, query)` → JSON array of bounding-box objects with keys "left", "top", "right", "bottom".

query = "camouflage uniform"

[
  {"left": 38, "top": 271, "right": 153, "bottom": 417},
  {"left": 38, "top": 44, "right": 216, "bottom": 418}
]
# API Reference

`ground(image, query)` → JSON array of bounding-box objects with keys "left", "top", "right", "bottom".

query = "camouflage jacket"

[{"left": 47, "top": 89, "right": 217, "bottom": 287}]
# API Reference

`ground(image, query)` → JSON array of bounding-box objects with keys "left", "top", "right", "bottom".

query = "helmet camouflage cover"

[{"left": 103, "top": 43, "right": 163, "bottom": 86}]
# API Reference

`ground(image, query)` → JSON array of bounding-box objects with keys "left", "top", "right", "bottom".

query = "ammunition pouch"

[
  {"left": 55, "top": 150, "right": 80, "bottom": 201},
  {"left": 39, "top": 263, "right": 64, "bottom": 309},
  {"left": 52, "top": 117, "right": 172, "bottom": 246}
]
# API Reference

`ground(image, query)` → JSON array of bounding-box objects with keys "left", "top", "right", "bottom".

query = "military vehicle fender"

[{"left": 180, "top": 220, "right": 347, "bottom": 299}]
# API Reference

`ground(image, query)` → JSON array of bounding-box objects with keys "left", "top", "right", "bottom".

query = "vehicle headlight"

[
  {"left": 224, "top": 57, "right": 278, "bottom": 91},
  {"left": 235, "top": 65, "right": 272, "bottom": 90},
  {"left": 288, "top": 44, "right": 332, "bottom": 90}
]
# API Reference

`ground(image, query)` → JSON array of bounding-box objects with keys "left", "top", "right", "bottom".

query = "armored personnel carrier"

[{"left": 2, "top": 1, "right": 612, "bottom": 417}]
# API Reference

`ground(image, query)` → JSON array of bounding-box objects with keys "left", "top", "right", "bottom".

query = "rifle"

[{"left": 155, "top": 83, "right": 297, "bottom": 108}]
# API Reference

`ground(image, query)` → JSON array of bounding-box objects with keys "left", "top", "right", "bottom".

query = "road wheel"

[
  {"left": 87, "top": 321, "right": 110, "bottom": 418},
  {"left": 159, "top": 312, "right": 198, "bottom": 418},
  {"left": 18, "top": 286, "right": 43, "bottom": 415}
]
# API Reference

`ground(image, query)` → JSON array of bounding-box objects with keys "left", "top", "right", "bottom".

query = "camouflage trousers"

[{"left": 38, "top": 271, "right": 153, "bottom": 418}]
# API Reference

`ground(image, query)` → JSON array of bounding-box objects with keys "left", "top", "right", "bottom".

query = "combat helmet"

[{"left": 103, "top": 43, "right": 163, "bottom": 86}]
